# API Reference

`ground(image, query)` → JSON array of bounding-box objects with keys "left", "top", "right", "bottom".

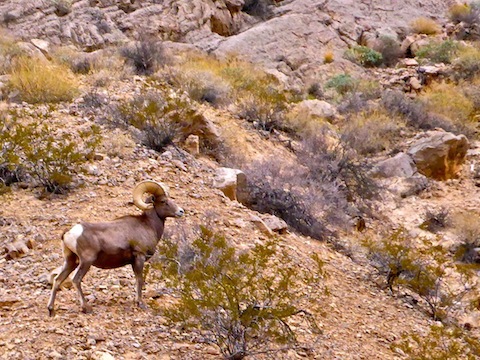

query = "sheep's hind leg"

[
  {"left": 132, "top": 255, "right": 147, "bottom": 309},
  {"left": 72, "top": 260, "right": 93, "bottom": 313},
  {"left": 47, "top": 253, "right": 78, "bottom": 317}
]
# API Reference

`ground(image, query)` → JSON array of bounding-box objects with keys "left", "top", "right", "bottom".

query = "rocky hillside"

[{"left": 2, "top": 0, "right": 480, "bottom": 359}]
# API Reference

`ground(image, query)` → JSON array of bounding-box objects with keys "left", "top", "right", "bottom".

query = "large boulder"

[
  {"left": 292, "top": 99, "right": 338, "bottom": 121},
  {"left": 213, "top": 167, "right": 247, "bottom": 202},
  {"left": 371, "top": 152, "right": 417, "bottom": 178},
  {"left": 408, "top": 131, "right": 469, "bottom": 180}
]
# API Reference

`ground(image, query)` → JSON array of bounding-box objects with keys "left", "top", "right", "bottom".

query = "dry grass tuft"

[
  {"left": 9, "top": 56, "right": 79, "bottom": 103},
  {"left": 410, "top": 17, "right": 441, "bottom": 35}
]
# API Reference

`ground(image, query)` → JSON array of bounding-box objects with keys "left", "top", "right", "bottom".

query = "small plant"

[
  {"left": 157, "top": 226, "right": 325, "bottom": 359},
  {"left": 344, "top": 46, "right": 383, "bottom": 67},
  {"left": 115, "top": 87, "right": 203, "bottom": 152},
  {"left": 410, "top": 17, "right": 441, "bottom": 35},
  {"left": 394, "top": 324, "right": 480, "bottom": 359},
  {"left": 451, "top": 211, "right": 480, "bottom": 264},
  {"left": 363, "top": 229, "right": 476, "bottom": 321},
  {"left": 24, "top": 123, "right": 101, "bottom": 194},
  {"left": 323, "top": 50, "right": 334, "bottom": 64},
  {"left": 340, "top": 110, "right": 402, "bottom": 155},
  {"left": 381, "top": 90, "right": 456, "bottom": 132},
  {"left": 325, "top": 74, "right": 358, "bottom": 95},
  {"left": 9, "top": 56, "right": 79, "bottom": 103},
  {"left": 121, "top": 38, "right": 165, "bottom": 75},
  {"left": 453, "top": 45, "right": 480, "bottom": 81},
  {"left": 420, "top": 207, "right": 449, "bottom": 233},
  {"left": 0, "top": 38, "right": 27, "bottom": 75},
  {"left": 306, "top": 82, "right": 324, "bottom": 99},
  {"left": 0, "top": 110, "right": 101, "bottom": 194},
  {"left": 52, "top": 0, "right": 72, "bottom": 17},
  {"left": 362, "top": 228, "right": 417, "bottom": 291},
  {"left": 174, "top": 68, "right": 231, "bottom": 107},
  {"left": 416, "top": 40, "right": 460, "bottom": 64},
  {"left": 419, "top": 81, "right": 475, "bottom": 128},
  {"left": 449, "top": 2, "right": 480, "bottom": 27}
]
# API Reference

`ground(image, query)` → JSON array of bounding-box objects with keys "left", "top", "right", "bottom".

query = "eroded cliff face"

[{"left": 1, "top": 0, "right": 453, "bottom": 84}]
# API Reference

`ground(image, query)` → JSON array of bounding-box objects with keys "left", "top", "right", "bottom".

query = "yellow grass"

[
  {"left": 410, "top": 17, "right": 441, "bottom": 35},
  {"left": 9, "top": 56, "right": 79, "bottom": 103},
  {"left": 420, "top": 81, "right": 474, "bottom": 123}
]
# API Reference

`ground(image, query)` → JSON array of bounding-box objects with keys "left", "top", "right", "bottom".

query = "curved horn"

[{"left": 132, "top": 180, "right": 170, "bottom": 210}]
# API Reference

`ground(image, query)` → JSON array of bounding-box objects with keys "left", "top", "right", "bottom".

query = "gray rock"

[{"left": 371, "top": 153, "right": 417, "bottom": 178}]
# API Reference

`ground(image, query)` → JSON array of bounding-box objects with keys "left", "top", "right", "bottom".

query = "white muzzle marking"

[{"left": 63, "top": 224, "right": 83, "bottom": 254}]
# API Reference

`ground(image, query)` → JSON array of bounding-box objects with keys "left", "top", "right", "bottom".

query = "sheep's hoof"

[
  {"left": 48, "top": 308, "right": 55, "bottom": 317},
  {"left": 82, "top": 304, "right": 92, "bottom": 314}
]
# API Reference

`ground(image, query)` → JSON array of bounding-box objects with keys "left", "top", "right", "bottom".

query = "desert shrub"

[
  {"left": 174, "top": 69, "right": 231, "bottom": 107},
  {"left": 0, "top": 38, "right": 27, "bottom": 75},
  {"left": 419, "top": 82, "right": 476, "bottom": 136},
  {"left": 362, "top": 228, "right": 417, "bottom": 292},
  {"left": 420, "top": 207, "right": 450, "bottom": 233},
  {"left": 323, "top": 50, "right": 334, "bottom": 64},
  {"left": 115, "top": 87, "right": 200, "bottom": 152},
  {"left": 451, "top": 212, "right": 480, "bottom": 264},
  {"left": 340, "top": 110, "right": 403, "bottom": 155},
  {"left": 416, "top": 40, "right": 460, "bottom": 64},
  {"left": 52, "top": 0, "right": 72, "bottom": 17},
  {"left": 120, "top": 38, "right": 165, "bottom": 75},
  {"left": 9, "top": 56, "right": 79, "bottom": 103},
  {"left": 363, "top": 229, "right": 475, "bottom": 321},
  {"left": 70, "top": 56, "right": 92, "bottom": 74},
  {"left": 337, "top": 80, "right": 382, "bottom": 114},
  {"left": 236, "top": 94, "right": 289, "bottom": 133},
  {"left": 157, "top": 226, "right": 325, "bottom": 359},
  {"left": 453, "top": 45, "right": 480, "bottom": 81},
  {"left": 394, "top": 324, "right": 480, "bottom": 360},
  {"left": 381, "top": 90, "right": 457, "bottom": 132},
  {"left": 449, "top": 3, "right": 476, "bottom": 24},
  {"left": 344, "top": 46, "right": 383, "bottom": 67},
  {"left": 410, "top": 17, "right": 441, "bottom": 35},
  {"left": 245, "top": 161, "right": 331, "bottom": 240},
  {"left": 100, "top": 130, "right": 135, "bottom": 159},
  {"left": 375, "top": 35, "right": 403, "bottom": 67},
  {"left": 171, "top": 54, "right": 290, "bottom": 132},
  {"left": 0, "top": 110, "right": 101, "bottom": 193},
  {"left": 306, "top": 82, "right": 324, "bottom": 99},
  {"left": 325, "top": 74, "right": 358, "bottom": 95}
]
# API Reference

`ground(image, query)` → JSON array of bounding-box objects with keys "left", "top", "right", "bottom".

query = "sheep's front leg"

[
  {"left": 72, "top": 260, "right": 93, "bottom": 313},
  {"left": 132, "top": 254, "right": 147, "bottom": 309}
]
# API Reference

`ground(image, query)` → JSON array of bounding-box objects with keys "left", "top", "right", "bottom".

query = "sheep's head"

[{"left": 133, "top": 180, "right": 184, "bottom": 218}]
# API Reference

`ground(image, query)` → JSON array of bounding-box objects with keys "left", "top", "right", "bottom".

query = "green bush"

[
  {"left": 394, "top": 324, "right": 480, "bottom": 360},
  {"left": 157, "top": 226, "right": 325, "bottom": 359},
  {"left": 345, "top": 46, "right": 383, "bottom": 67},
  {"left": 416, "top": 40, "right": 460, "bottom": 64},
  {"left": 363, "top": 228, "right": 476, "bottom": 321},
  {"left": 116, "top": 89, "right": 190, "bottom": 152},
  {"left": 325, "top": 74, "right": 358, "bottom": 95},
  {"left": 0, "top": 110, "right": 100, "bottom": 194}
]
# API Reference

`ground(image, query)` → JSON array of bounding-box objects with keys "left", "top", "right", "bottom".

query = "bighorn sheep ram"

[{"left": 47, "top": 180, "right": 184, "bottom": 316}]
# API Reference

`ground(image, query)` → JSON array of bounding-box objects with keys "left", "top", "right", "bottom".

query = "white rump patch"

[{"left": 63, "top": 224, "right": 83, "bottom": 254}]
